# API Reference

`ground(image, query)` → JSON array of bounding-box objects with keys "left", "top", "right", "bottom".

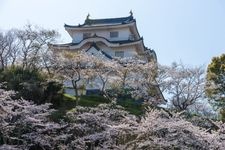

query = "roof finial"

[
  {"left": 86, "top": 13, "right": 90, "bottom": 20},
  {"left": 129, "top": 10, "right": 133, "bottom": 16}
]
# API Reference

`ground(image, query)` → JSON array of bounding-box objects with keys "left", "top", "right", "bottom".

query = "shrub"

[
  {"left": 43, "top": 80, "right": 64, "bottom": 106},
  {"left": 0, "top": 66, "right": 45, "bottom": 90},
  {"left": 1, "top": 89, "right": 225, "bottom": 149},
  {"left": 0, "top": 67, "right": 63, "bottom": 105},
  {"left": 220, "top": 109, "right": 225, "bottom": 122}
]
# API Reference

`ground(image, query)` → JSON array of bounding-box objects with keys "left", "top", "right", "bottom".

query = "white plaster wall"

[
  {"left": 70, "top": 27, "right": 132, "bottom": 43},
  {"left": 85, "top": 44, "right": 139, "bottom": 60},
  {"left": 99, "top": 44, "right": 138, "bottom": 58},
  {"left": 98, "top": 44, "right": 115, "bottom": 56},
  {"left": 71, "top": 31, "right": 84, "bottom": 43},
  {"left": 116, "top": 47, "right": 137, "bottom": 57},
  {"left": 123, "top": 48, "right": 137, "bottom": 57},
  {"left": 96, "top": 28, "right": 131, "bottom": 41}
]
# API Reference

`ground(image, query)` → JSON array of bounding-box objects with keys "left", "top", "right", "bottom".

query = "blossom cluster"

[{"left": 0, "top": 88, "right": 225, "bottom": 149}]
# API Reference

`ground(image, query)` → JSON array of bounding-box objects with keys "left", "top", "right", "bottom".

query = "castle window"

[
  {"left": 110, "top": 31, "right": 119, "bottom": 38},
  {"left": 115, "top": 51, "right": 124, "bottom": 58},
  {"left": 129, "top": 34, "right": 135, "bottom": 40},
  {"left": 83, "top": 32, "right": 92, "bottom": 39}
]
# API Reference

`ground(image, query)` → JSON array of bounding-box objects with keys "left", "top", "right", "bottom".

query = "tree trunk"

[{"left": 72, "top": 80, "right": 79, "bottom": 106}]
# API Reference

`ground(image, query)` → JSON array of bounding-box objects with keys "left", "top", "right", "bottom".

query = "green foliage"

[
  {"left": 0, "top": 132, "right": 3, "bottom": 145},
  {"left": 206, "top": 54, "right": 225, "bottom": 108},
  {"left": 0, "top": 66, "right": 45, "bottom": 90},
  {"left": 63, "top": 93, "right": 76, "bottom": 100},
  {"left": 220, "top": 109, "right": 225, "bottom": 122},
  {"left": 0, "top": 67, "right": 45, "bottom": 103},
  {"left": 51, "top": 92, "right": 143, "bottom": 122},
  {"left": 50, "top": 94, "right": 110, "bottom": 122},
  {"left": 50, "top": 94, "right": 77, "bottom": 122},
  {"left": 43, "top": 81, "right": 64, "bottom": 106},
  {"left": 79, "top": 95, "right": 110, "bottom": 107},
  {"left": 0, "top": 66, "right": 63, "bottom": 105},
  {"left": 206, "top": 54, "right": 225, "bottom": 121},
  {"left": 62, "top": 94, "right": 77, "bottom": 108},
  {"left": 107, "top": 88, "right": 145, "bottom": 115},
  {"left": 117, "top": 98, "right": 144, "bottom": 115}
]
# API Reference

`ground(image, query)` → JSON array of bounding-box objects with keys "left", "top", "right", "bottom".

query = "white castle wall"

[
  {"left": 70, "top": 27, "right": 131, "bottom": 43},
  {"left": 99, "top": 44, "right": 138, "bottom": 58}
]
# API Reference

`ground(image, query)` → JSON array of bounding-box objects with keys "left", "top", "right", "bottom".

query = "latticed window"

[
  {"left": 129, "top": 34, "right": 135, "bottom": 40},
  {"left": 115, "top": 51, "right": 124, "bottom": 58},
  {"left": 83, "top": 32, "right": 92, "bottom": 39},
  {"left": 110, "top": 31, "right": 119, "bottom": 38}
]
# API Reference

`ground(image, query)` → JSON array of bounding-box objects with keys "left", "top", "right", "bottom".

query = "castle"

[
  {"left": 49, "top": 12, "right": 156, "bottom": 63},
  {"left": 49, "top": 12, "right": 163, "bottom": 101}
]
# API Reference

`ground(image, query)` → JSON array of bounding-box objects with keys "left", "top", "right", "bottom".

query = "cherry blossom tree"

[
  {"left": 1, "top": 87, "right": 225, "bottom": 149},
  {"left": 160, "top": 62, "right": 205, "bottom": 111},
  {"left": 16, "top": 24, "right": 59, "bottom": 70},
  {"left": 54, "top": 51, "right": 94, "bottom": 101},
  {"left": 0, "top": 88, "right": 59, "bottom": 149},
  {"left": 132, "top": 62, "right": 165, "bottom": 104},
  {"left": 0, "top": 25, "right": 58, "bottom": 71},
  {"left": 111, "top": 58, "right": 164, "bottom": 105},
  {"left": 0, "top": 30, "right": 20, "bottom": 70},
  {"left": 86, "top": 57, "right": 117, "bottom": 95}
]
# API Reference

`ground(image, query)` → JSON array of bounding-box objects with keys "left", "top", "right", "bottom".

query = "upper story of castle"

[
  {"left": 49, "top": 12, "right": 157, "bottom": 62},
  {"left": 64, "top": 11, "right": 140, "bottom": 43}
]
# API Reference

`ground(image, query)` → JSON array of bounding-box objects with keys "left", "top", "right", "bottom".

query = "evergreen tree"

[{"left": 206, "top": 54, "right": 225, "bottom": 120}]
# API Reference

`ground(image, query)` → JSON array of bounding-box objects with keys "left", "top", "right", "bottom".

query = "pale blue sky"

[{"left": 0, "top": 0, "right": 225, "bottom": 66}]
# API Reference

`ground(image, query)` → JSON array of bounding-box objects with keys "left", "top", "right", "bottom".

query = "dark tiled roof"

[
  {"left": 84, "top": 15, "right": 134, "bottom": 25},
  {"left": 86, "top": 43, "right": 113, "bottom": 59},
  {"left": 110, "top": 39, "right": 142, "bottom": 44},
  {"left": 65, "top": 15, "right": 135, "bottom": 28},
  {"left": 145, "top": 47, "right": 157, "bottom": 61},
  {"left": 51, "top": 35, "right": 143, "bottom": 47},
  {"left": 48, "top": 42, "right": 75, "bottom": 47}
]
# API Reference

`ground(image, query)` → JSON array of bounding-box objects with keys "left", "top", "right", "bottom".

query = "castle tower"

[{"left": 49, "top": 13, "right": 157, "bottom": 62}]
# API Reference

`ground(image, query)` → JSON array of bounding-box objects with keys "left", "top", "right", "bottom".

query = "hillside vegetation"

[{"left": 0, "top": 26, "right": 225, "bottom": 149}]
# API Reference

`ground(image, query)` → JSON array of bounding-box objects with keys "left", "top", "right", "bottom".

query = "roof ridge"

[
  {"left": 85, "top": 15, "right": 133, "bottom": 25},
  {"left": 86, "top": 15, "right": 132, "bottom": 21},
  {"left": 86, "top": 42, "right": 113, "bottom": 59},
  {"left": 49, "top": 36, "right": 143, "bottom": 48}
]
